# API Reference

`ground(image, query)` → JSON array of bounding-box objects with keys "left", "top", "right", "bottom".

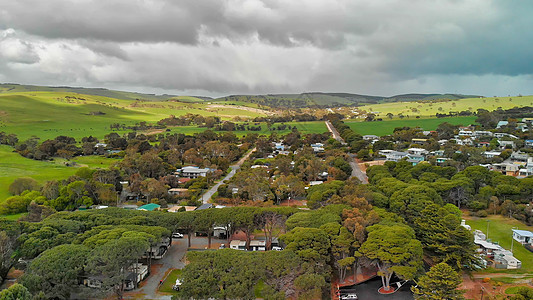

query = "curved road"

[
  {"left": 325, "top": 121, "right": 368, "bottom": 184},
  {"left": 201, "top": 147, "right": 256, "bottom": 203}
]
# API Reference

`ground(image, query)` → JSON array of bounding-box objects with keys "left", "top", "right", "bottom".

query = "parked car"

[
  {"left": 272, "top": 246, "right": 283, "bottom": 251},
  {"left": 219, "top": 244, "right": 226, "bottom": 249},
  {"left": 172, "top": 232, "right": 183, "bottom": 238},
  {"left": 340, "top": 293, "right": 358, "bottom": 300}
]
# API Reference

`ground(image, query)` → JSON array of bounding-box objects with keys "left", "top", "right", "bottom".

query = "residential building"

[
  {"left": 496, "top": 121, "right": 509, "bottom": 129},
  {"left": 483, "top": 151, "right": 501, "bottom": 159},
  {"left": 407, "top": 148, "right": 429, "bottom": 156},
  {"left": 168, "top": 188, "right": 189, "bottom": 196},
  {"left": 411, "top": 138, "right": 428, "bottom": 145},
  {"left": 249, "top": 240, "right": 266, "bottom": 251},
  {"left": 178, "top": 166, "right": 213, "bottom": 178},
  {"left": 363, "top": 135, "right": 379, "bottom": 141},
  {"left": 230, "top": 240, "right": 247, "bottom": 250},
  {"left": 512, "top": 230, "right": 533, "bottom": 245}
]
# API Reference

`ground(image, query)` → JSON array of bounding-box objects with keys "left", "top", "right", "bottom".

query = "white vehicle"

[
  {"left": 340, "top": 293, "right": 358, "bottom": 300},
  {"left": 272, "top": 246, "right": 283, "bottom": 251},
  {"left": 173, "top": 279, "right": 182, "bottom": 291},
  {"left": 172, "top": 232, "right": 183, "bottom": 238}
]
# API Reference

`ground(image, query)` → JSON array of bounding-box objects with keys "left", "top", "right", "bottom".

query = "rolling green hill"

[
  {"left": 215, "top": 92, "right": 480, "bottom": 108},
  {"left": 0, "top": 91, "right": 269, "bottom": 140},
  {"left": 0, "top": 83, "right": 187, "bottom": 101}
]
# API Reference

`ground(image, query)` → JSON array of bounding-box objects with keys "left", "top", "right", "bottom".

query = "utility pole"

[
  {"left": 486, "top": 220, "right": 490, "bottom": 240},
  {"left": 511, "top": 227, "right": 518, "bottom": 254}
]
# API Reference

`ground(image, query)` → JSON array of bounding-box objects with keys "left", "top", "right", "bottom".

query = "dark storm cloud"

[{"left": 0, "top": 0, "right": 532, "bottom": 96}]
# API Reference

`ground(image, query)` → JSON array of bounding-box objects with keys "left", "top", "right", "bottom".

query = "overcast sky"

[{"left": 1, "top": 0, "right": 532, "bottom": 98}]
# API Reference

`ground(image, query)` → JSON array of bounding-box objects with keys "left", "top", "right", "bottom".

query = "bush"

[
  {"left": 9, "top": 177, "right": 40, "bottom": 195},
  {"left": 474, "top": 210, "right": 488, "bottom": 217}
]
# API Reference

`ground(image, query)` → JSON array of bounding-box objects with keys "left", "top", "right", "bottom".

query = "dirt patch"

[
  {"left": 144, "top": 129, "right": 165, "bottom": 135},
  {"left": 357, "top": 160, "right": 385, "bottom": 172},
  {"left": 206, "top": 104, "right": 274, "bottom": 116}
]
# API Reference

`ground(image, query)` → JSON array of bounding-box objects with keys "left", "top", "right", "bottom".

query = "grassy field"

[
  {"left": 345, "top": 116, "right": 477, "bottom": 136},
  {"left": 359, "top": 95, "right": 533, "bottom": 118},
  {"left": 0, "top": 145, "right": 78, "bottom": 201},
  {"left": 464, "top": 215, "right": 533, "bottom": 272},
  {"left": 71, "top": 155, "right": 121, "bottom": 168},
  {"left": 0, "top": 91, "right": 269, "bottom": 140}
]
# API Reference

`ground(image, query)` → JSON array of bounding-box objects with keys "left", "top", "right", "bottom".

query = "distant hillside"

[
  {"left": 215, "top": 92, "right": 480, "bottom": 108},
  {"left": 0, "top": 83, "right": 182, "bottom": 101}
]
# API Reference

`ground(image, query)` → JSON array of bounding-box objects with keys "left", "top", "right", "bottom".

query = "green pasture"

[
  {"left": 0, "top": 145, "right": 78, "bottom": 202},
  {"left": 346, "top": 116, "right": 477, "bottom": 136},
  {"left": 465, "top": 215, "right": 533, "bottom": 272},
  {"left": 71, "top": 155, "right": 120, "bottom": 169},
  {"left": 359, "top": 95, "right": 533, "bottom": 118},
  {"left": 0, "top": 91, "right": 269, "bottom": 140}
]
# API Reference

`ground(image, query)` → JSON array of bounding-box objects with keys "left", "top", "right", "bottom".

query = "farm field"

[
  {"left": 0, "top": 91, "right": 269, "bottom": 140},
  {"left": 464, "top": 215, "right": 533, "bottom": 272},
  {"left": 346, "top": 116, "right": 477, "bottom": 136},
  {"left": 358, "top": 95, "right": 533, "bottom": 118},
  {"left": 0, "top": 145, "right": 78, "bottom": 202}
]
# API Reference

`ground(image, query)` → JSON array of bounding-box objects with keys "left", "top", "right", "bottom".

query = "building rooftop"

[{"left": 512, "top": 229, "right": 533, "bottom": 237}]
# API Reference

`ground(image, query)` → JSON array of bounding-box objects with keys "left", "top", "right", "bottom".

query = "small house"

[
  {"left": 249, "top": 240, "right": 266, "bottom": 251},
  {"left": 178, "top": 166, "right": 213, "bottom": 178},
  {"left": 230, "top": 240, "right": 247, "bottom": 250},
  {"left": 411, "top": 138, "right": 428, "bottom": 145},
  {"left": 168, "top": 188, "right": 189, "bottom": 196},
  {"left": 512, "top": 229, "right": 533, "bottom": 245}
]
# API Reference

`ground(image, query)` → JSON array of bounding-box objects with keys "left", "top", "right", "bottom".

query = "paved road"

[
  {"left": 325, "top": 121, "right": 368, "bottom": 183},
  {"left": 349, "top": 154, "right": 369, "bottom": 184},
  {"left": 201, "top": 147, "right": 256, "bottom": 203},
  {"left": 325, "top": 120, "right": 347, "bottom": 145}
]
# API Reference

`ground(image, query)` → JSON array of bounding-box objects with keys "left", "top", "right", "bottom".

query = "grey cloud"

[{"left": 0, "top": 1, "right": 533, "bottom": 97}]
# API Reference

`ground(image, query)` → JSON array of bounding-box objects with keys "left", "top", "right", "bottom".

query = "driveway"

[
  {"left": 201, "top": 147, "right": 256, "bottom": 203},
  {"left": 124, "top": 235, "right": 228, "bottom": 299}
]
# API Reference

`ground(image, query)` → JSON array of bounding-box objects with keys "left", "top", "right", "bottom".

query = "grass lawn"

[
  {"left": 505, "top": 286, "right": 533, "bottom": 295},
  {"left": 0, "top": 212, "right": 27, "bottom": 220},
  {"left": 464, "top": 215, "right": 533, "bottom": 272},
  {"left": 0, "top": 145, "right": 78, "bottom": 202},
  {"left": 254, "top": 280, "right": 265, "bottom": 298},
  {"left": 345, "top": 116, "right": 477, "bottom": 136},
  {"left": 159, "top": 269, "right": 182, "bottom": 294}
]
